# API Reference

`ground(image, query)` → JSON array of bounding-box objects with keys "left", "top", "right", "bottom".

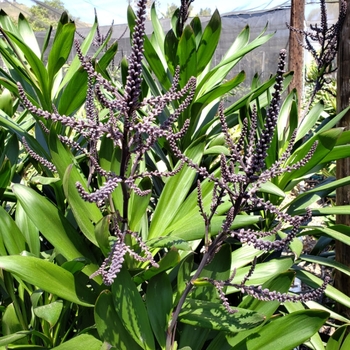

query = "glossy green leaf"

[
  {"left": 164, "top": 214, "right": 261, "bottom": 242},
  {"left": 191, "top": 71, "right": 245, "bottom": 121},
  {"left": 0, "top": 88, "right": 14, "bottom": 117},
  {"left": 259, "top": 181, "right": 286, "bottom": 197},
  {"left": 179, "top": 299, "right": 265, "bottom": 332},
  {"left": 194, "top": 244, "right": 231, "bottom": 302},
  {"left": 49, "top": 131, "right": 102, "bottom": 245},
  {"left": 294, "top": 206, "right": 350, "bottom": 217},
  {"left": 12, "top": 184, "right": 99, "bottom": 277},
  {"left": 0, "top": 255, "right": 93, "bottom": 307},
  {"left": 95, "top": 290, "right": 142, "bottom": 350},
  {"left": 176, "top": 254, "right": 194, "bottom": 302},
  {"left": 287, "top": 176, "right": 350, "bottom": 213},
  {"left": 164, "top": 29, "right": 178, "bottom": 74},
  {"left": 295, "top": 101, "right": 324, "bottom": 142},
  {"left": 17, "top": 13, "right": 41, "bottom": 58},
  {"left": 147, "top": 236, "right": 192, "bottom": 251},
  {"left": 1, "top": 302, "right": 25, "bottom": 340},
  {"left": 0, "top": 331, "right": 29, "bottom": 346},
  {"left": 321, "top": 144, "right": 350, "bottom": 163},
  {"left": 146, "top": 273, "right": 173, "bottom": 348},
  {"left": 128, "top": 178, "right": 152, "bottom": 232},
  {"left": 3, "top": 30, "right": 49, "bottom": 106},
  {"left": 231, "top": 310, "right": 329, "bottom": 350},
  {"left": 33, "top": 301, "right": 63, "bottom": 328},
  {"left": 197, "top": 28, "right": 273, "bottom": 97},
  {"left": 326, "top": 325, "right": 349, "bottom": 350},
  {"left": 228, "top": 258, "right": 294, "bottom": 292},
  {"left": 57, "top": 67, "right": 88, "bottom": 115},
  {"left": 340, "top": 331, "right": 350, "bottom": 350},
  {"left": 51, "top": 334, "right": 102, "bottom": 349},
  {"left": 0, "top": 205, "right": 26, "bottom": 255},
  {"left": 133, "top": 248, "right": 180, "bottom": 285},
  {"left": 112, "top": 267, "right": 155, "bottom": 350},
  {"left": 177, "top": 25, "right": 197, "bottom": 89},
  {"left": 144, "top": 34, "right": 171, "bottom": 89},
  {"left": 150, "top": 2, "right": 166, "bottom": 66},
  {"left": 277, "top": 90, "right": 296, "bottom": 146},
  {"left": 300, "top": 254, "right": 350, "bottom": 276},
  {"left": 58, "top": 18, "right": 97, "bottom": 90},
  {"left": 0, "top": 158, "right": 11, "bottom": 196},
  {"left": 227, "top": 272, "right": 295, "bottom": 348},
  {"left": 190, "top": 16, "right": 202, "bottom": 47},
  {"left": 196, "top": 10, "right": 221, "bottom": 74},
  {"left": 15, "top": 201, "right": 40, "bottom": 257},
  {"left": 95, "top": 41, "right": 119, "bottom": 77},
  {"left": 296, "top": 269, "right": 350, "bottom": 308},
  {"left": 149, "top": 140, "right": 205, "bottom": 239}
]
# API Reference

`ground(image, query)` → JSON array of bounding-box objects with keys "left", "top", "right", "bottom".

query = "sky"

[{"left": 13, "top": 0, "right": 291, "bottom": 26}]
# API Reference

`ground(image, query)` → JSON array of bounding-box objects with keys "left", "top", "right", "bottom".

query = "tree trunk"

[
  {"left": 288, "top": 0, "right": 305, "bottom": 115},
  {"left": 336, "top": 0, "right": 350, "bottom": 319}
]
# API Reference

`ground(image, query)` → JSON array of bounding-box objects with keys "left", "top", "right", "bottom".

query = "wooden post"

[
  {"left": 288, "top": 0, "right": 305, "bottom": 115},
  {"left": 336, "top": 0, "right": 350, "bottom": 319}
]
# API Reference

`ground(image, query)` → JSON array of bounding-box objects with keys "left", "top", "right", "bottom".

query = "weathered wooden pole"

[
  {"left": 336, "top": 0, "right": 350, "bottom": 319},
  {"left": 288, "top": 0, "right": 305, "bottom": 115}
]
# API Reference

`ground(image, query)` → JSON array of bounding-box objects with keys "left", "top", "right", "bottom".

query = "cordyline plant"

[
  {"left": 287, "top": 0, "right": 347, "bottom": 114},
  {"left": 14, "top": 0, "right": 331, "bottom": 348}
]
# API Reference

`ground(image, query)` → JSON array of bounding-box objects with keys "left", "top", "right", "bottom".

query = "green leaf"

[
  {"left": 226, "top": 272, "right": 295, "bottom": 348},
  {"left": 294, "top": 206, "right": 350, "bottom": 217},
  {"left": 51, "top": 334, "right": 102, "bottom": 349},
  {"left": 144, "top": 34, "right": 171, "bottom": 89},
  {"left": 321, "top": 144, "right": 350, "bottom": 163},
  {"left": 0, "top": 255, "right": 93, "bottom": 307},
  {"left": 164, "top": 214, "right": 261, "bottom": 242},
  {"left": 0, "top": 332, "right": 29, "bottom": 346},
  {"left": 287, "top": 176, "right": 350, "bottom": 213},
  {"left": 177, "top": 25, "right": 197, "bottom": 89},
  {"left": 95, "top": 290, "right": 142, "bottom": 350},
  {"left": 112, "top": 267, "right": 155, "bottom": 350},
  {"left": 0, "top": 205, "right": 26, "bottom": 255},
  {"left": 196, "top": 10, "right": 221, "bottom": 74},
  {"left": 326, "top": 325, "right": 349, "bottom": 350},
  {"left": 146, "top": 273, "right": 173, "bottom": 348},
  {"left": 128, "top": 178, "right": 152, "bottom": 232},
  {"left": 49, "top": 131, "right": 102, "bottom": 245},
  {"left": 58, "top": 18, "right": 98, "bottom": 91},
  {"left": 0, "top": 88, "right": 14, "bottom": 117},
  {"left": 15, "top": 201, "right": 40, "bottom": 257},
  {"left": 193, "top": 244, "right": 231, "bottom": 301},
  {"left": 3, "top": 30, "right": 50, "bottom": 107},
  {"left": 147, "top": 236, "right": 192, "bottom": 251},
  {"left": 176, "top": 254, "right": 194, "bottom": 302},
  {"left": 259, "top": 181, "right": 286, "bottom": 197},
  {"left": 33, "top": 301, "right": 63, "bottom": 328},
  {"left": 227, "top": 258, "right": 294, "bottom": 292},
  {"left": 230, "top": 309, "right": 329, "bottom": 350},
  {"left": 179, "top": 299, "right": 265, "bottom": 332},
  {"left": 149, "top": 140, "right": 205, "bottom": 239},
  {"left": 133, "top": 248, "right": 180, "bottom": 285},
  {"left": 164, "top": 29, "right": 178, "bottom": 75},
  {"left": 295, "top": 101, "right": 324, "bottom": 142},
  {"left": 12, "top": 184, "right": 99, "bottom": 278},
  {"left": 340, "top": 330, "right": 350, "bottom": 350},
  {"left": 296, "top": 269, "right": 350, "bottom": 309},
  {"left": 57, "top": 66, "right": 88, "bottom": 115},
  {"left": 17, "top": 13, "right": 41, "bottom": 58},
  {"left": 300, "top": 254, "right": 350, "bottom": 276}
]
